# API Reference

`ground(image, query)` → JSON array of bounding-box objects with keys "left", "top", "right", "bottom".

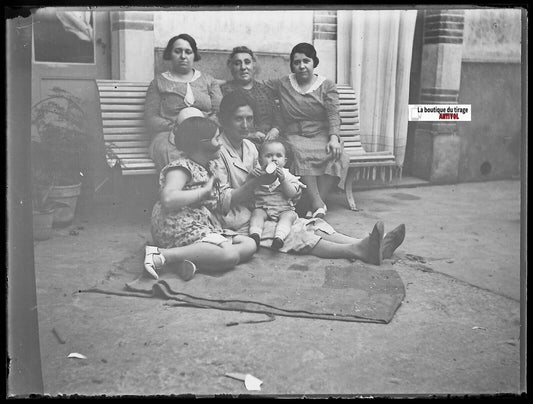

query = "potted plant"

[
  {"left": 31, "top": 87, "right": 89, "bottom": 226},
  {"left": 31, "top": 146, "right": 68, "bottom": 240}
]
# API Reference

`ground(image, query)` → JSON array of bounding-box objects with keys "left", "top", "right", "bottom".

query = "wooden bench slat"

[
  {"left": 122, "top": 169, "right": 157, "bottom": 176},
  {"left": 120, "top": 161, "right": 156, "bottom": 169},
  {"left": 101, "top": 104, "right": 145, "bottom": 112},
  {"left": 103, "top": 119, "right": 145, "bottom": 127},
  {"left": 104, "top": 133, "right": 148, "bottom": 141},
  {"left": 102, "top": 112, "right": 144, "bottom": 119},
  {"left": 118, "top": 158, "right": 155, "bottom": 164},
  {"left": 98, "top": 86, "right": 149, "bottom": 92},
  {"left": 107, "top": 140, "right": 149, "bottom": 147},
  {"left": 97, "top": 80, "right": 150, "bottom": 85},
  {"left": 103, "top": 127, "right": 145, "bottom": 134},
  {"left": 99, "top": 91, "right": 148, "bottom": 98},
  {"left": 108, "top": 147, "right": 152, "bottom": 154},
  {"left": 100, "top": 97, "right": 146, "bottom": 104},
  {"left": 113, "top": 153, "right": 151, "bottom": 159}
]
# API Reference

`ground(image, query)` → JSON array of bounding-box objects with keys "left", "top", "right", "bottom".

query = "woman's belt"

[{"left": 285, "top": 120, "right": 328, "bottom": 137}]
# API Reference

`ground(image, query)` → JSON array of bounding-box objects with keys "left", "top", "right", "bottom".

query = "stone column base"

[{"left": 412, "top": 123, "right": 460, "bottom": 183}]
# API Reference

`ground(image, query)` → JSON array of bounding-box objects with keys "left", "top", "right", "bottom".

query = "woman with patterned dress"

[
  {"left": 266, "top": 42, "right": 350, "bottom": 219},
  {"left": 144, "top": 33, "right": 223, "bottom": 170},
  {"left": 221, "top": 46, "right": 283, "bottom": 148},
  {"left": 144, "top": 112, "right": 256, "bottom": 281}
]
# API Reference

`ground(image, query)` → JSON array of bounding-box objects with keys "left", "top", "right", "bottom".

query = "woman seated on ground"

[
  {"left": 144, "top": 110, "right": 256, "bottom": 281},
  {"left": 266, "top": 42, "right": 349, "bottom": 219},
  {"left": 144, "top": 33, "right": 223, "bottom": 171},
  {"left": 211, "top": 91, "right": 406, "bottom": 263},
  {"left": 221, "top": 46, "right": 283, "bottom": 148}
]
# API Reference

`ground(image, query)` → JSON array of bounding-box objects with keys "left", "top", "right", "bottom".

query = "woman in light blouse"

[{"left": 212, "top": 91, "right": 406, "bottom": 264}]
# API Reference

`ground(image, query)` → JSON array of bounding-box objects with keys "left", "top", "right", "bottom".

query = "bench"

[
  {"left": 96, "top": 80, "right": 155, "bottom": 176},
  {"left": 337, "top": 84, "right": 398, "bottom": 211},
  {"left": 96, "top": 80, "right": 398, "bottom": 209}
]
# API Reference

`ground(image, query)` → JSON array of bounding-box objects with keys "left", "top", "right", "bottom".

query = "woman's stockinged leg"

[
  {"left": 309, "top": 222, "right": 384, "bottom": 265},
  {"left": 316, "top": 174, "right": 336, "bottom": 204},
  {"left": 301, "top": 175, "right": 325, "bottom": 211},
  {"left": 315, "top": 229, "right": 361, "bottom": 244},
  {"left": 314, "top": 223, "right": 407, "bottom": 260}
]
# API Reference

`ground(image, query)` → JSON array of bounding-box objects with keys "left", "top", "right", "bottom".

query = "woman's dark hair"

[
  {"left": 227, "top": 46, "right": 256, "bottom": 63},
  {"left": 259, "top": 138, "right": 294, "bottom": 168},
  {"left": 173, "top": 117, "right": 218, "bottom": 153},
  {"left": 163, "top": 34, "right": 201, "bottom": 61},
  {"left": 289, "top": 42, "right": 319, "bottom": 72},
  {"left": 218, "top": 91, "right": 257, "bottom": 126}
]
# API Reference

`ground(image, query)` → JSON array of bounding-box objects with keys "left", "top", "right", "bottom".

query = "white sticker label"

[{"left": 408, "top": 104, "right": 471, "bottom": 121}]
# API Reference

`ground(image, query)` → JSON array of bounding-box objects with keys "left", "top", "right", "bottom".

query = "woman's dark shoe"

[
  {"left": 382, "top": 224, "right": 406, "bottom": 259},
  {"left": 366, "top": 221, "right": 384, "bottom": 265}
]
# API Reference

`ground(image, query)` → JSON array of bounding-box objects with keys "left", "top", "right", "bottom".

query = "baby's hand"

[{"left": 275, "top": 166, "right": 285, "bottom": 181}]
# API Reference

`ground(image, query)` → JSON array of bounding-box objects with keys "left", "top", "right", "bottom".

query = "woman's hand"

[
  {"left": 326, "top": 135, "right": 342, "bottom": 160},
  {"left": 247, "top": 131, "right": 266, "bottom": 143},
  {"left": 265, "top": 128, "right": 280, "bottom": 142},
  {"left": 249, "top": 166, "right": 264, "bottom": 178}
]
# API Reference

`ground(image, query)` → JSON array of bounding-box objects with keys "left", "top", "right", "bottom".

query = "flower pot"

[
  {"left": 49, "top": 182, "right": 82, "bottom": 226},
  {"left": 33, "top": 209, "right": 55, "bottom": 240}
]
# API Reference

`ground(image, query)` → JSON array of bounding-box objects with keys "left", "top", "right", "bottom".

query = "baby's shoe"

[
  {"left": 250, "top": 233, "right": 261, "bottom": 248},
  {"left": 271, "top": 237, "right": 284, "bottom": 251}
]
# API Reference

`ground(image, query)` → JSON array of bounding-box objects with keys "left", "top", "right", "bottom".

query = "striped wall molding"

[
  {"left": 111, "top": 12, "right": 154, "bottom": 32},
  {"left": 420, "top": 87, "right": 459, "bottom": 104},
  {"left": 313, "top": 10, "right": 337, "bottom": 40},
  {"left": 423, "top": 10, "right": 464, "bottom": 45}
]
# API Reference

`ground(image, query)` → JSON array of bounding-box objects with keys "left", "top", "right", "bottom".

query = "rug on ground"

[{"left": 83, "top": 246, "right": 405, "bottom": 323}]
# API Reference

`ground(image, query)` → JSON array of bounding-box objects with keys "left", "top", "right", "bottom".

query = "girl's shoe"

[
  {"left": 312, "top": 204, "right": 328, "bottom": 219},
  {"left": 144, "top": 246, "right": 165, "bottom": 280},
  {"left": 178, "top": 260, "right": 197, "bottom": 281}
]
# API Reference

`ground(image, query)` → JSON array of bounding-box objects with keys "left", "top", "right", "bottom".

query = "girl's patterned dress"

[{"left": 151, "top": 158, "right": 223, "bottom": 248}]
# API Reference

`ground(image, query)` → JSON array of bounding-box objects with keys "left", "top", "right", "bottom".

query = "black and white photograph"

[{"left": 6, "top": 5, "right": 526, "bottom": 397}]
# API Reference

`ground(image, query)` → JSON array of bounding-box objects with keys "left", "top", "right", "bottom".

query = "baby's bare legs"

[
  {"left": 249, "top": 208, "right": 268, "bottom": 247},
  {"left": 275, "top": 210, "right": 298, "bottom": 241}
]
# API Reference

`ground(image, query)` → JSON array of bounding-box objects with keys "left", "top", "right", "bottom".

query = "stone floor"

[{"left": 15, "top": 179, "right": 527, "bottom": 396}]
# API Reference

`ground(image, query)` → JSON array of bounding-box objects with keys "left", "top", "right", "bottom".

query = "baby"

[{"left": 249, "top": 139, "right": 304, "bottom": 250}]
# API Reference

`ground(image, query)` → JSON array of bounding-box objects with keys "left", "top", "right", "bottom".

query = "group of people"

[{"left": 143, "top": 34, "right": 406, "bottom": 281}]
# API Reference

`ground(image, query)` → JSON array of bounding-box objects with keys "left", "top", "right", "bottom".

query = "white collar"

[
  {"left": 288, "top": 73, "right": 326, "bottom": 94},
  {"left": 162, "top": 69, "right": 202, "bottom": 83}
]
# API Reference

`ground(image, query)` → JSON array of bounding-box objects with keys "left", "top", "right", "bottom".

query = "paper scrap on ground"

[
  {"left": 225, "top": 372, "right": 263, "bottom": 391},
  {"left": 67, "top": 352, "right": 87, "bottom": 359}
]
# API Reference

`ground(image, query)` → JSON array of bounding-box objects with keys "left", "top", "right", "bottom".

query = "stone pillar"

[
  {"left": 412, "top": 10, "right": 464, "bottom": 182},
  {"left": 110, "top": 11, "right": 154, "bottom": 81},
  {"left": 313, "top": 10, "right": 337, "bottom": 81}
]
